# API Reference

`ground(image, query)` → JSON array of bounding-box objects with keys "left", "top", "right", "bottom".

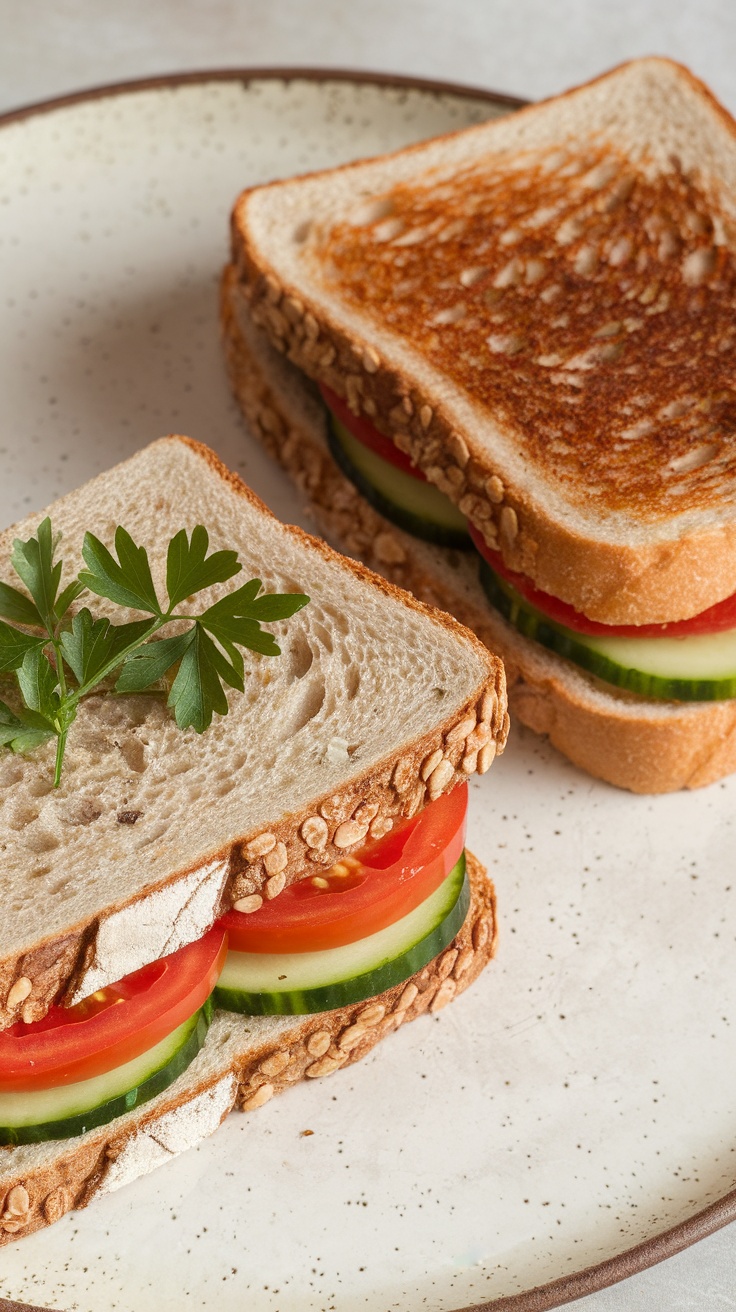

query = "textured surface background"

[
  {"left": 0, "top": 4, "right": 735, "bottom": 1309},
  {"left": 0, "top": 0, "right": 735, "bottom": 116}
]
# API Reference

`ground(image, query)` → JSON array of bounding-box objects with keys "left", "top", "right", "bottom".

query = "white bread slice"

[
  {"left": 230, "top": 57, "right": 736, "bottom": 626},
  {"left": 221, "top": 266, "right": 736, "bottom": 794},
  {"left": 0, "top": 851, "right": 494, "bottom": 1245},
  {"left": 0, "top": 440, "right": 506, "bottom": 1031}
]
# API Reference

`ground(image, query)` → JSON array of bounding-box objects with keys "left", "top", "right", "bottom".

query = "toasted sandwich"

[
  {"left": 0, "top": 437, "right": 504, "bottom": 1242},
  {"left": 222, "top": 56, "right": 736, "bottom": 793}
]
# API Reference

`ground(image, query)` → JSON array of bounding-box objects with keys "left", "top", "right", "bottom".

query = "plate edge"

[{"left": 0, "top": 65, "right": 526, "bottom": 128}]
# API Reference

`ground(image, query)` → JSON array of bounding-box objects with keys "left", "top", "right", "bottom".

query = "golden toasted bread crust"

[
  {"left": 229, "top": 58, "right": 736, "bottom": 625},
  {"left": 0, "top": 853, "right": 495, "bottom": 1245},
  {"left": 221, "top": 269, "right": 736, "bottom": 793}
]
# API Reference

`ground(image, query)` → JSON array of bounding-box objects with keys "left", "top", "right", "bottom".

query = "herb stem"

[
  {"left": 51, "top": 638, "right": 70, "bottom": 787},
  {"left": 53, "top": 727, "right": 69, "bottom": 788},
  {"left": 53, "top": 638, "right": 68, "bottom": 702}
]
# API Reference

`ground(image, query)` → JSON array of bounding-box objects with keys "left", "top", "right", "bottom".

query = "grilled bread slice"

[
  {"left": 0, "top": 439, "right": 506, "bottom": 1031},
  {"left": 221, "top": 267, "right": 736, "bottom": 794},
  {"left": 0, "top": 852, "right": 495, "bottom": 1245},
  {"left": 229, "top": 57, "right": 736, "bottom": 627}
]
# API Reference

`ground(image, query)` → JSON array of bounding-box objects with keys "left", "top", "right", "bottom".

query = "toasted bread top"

[
  {"left": 232, "top": 58, "right": 736, "bottom": 623},
  {"left": 318, "top": 142, "right": 735, "bottom": 519}
]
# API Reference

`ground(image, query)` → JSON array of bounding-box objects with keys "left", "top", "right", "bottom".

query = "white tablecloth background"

[{"left": 1, "top": 2, "right": 735, "bottom": 1308}]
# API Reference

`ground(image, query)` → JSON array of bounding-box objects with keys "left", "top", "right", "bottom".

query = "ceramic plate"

[{"left": 0, "top": 71, "right": 734, "bottom": 1312}]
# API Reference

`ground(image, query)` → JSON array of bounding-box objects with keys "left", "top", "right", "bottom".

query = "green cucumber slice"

[
  {"left": 479, "top": 559, "right": 736, "bottom": 702},
  {"left": 215, "top": 853, "right": 469, "bottom": 1015},
  {"left": 327, "top": 414, "right": 471, "bottom": 549},
  {"left": 0, "top": 999, "right": 213, "bottom": 1146}
]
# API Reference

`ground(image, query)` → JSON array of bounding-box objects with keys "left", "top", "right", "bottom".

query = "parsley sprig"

[{"left": 0, "top": 519, "right": 309, "bottom": 785}]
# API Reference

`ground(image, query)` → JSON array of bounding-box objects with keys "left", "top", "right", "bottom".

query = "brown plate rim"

[{"left": 0, "top": 63, "right": 733, "bottom": 1312}]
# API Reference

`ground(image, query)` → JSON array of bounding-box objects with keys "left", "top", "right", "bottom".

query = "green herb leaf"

[
  {"left": 0, "top": 621, "right": 47, "bottom": 673},
  {"left": 235, "top": 592, "right": 310, "bottom": 622},
  {"left": 211, "top": 577, "right": 261, "bottom": 610},
  {"left": 0, "top": 700, "right": 29, "bottom": 747},
  {"left": 202, "top": 579, "right": 309, "bottom": 625},
  {"left": 10, "top": 724, "right": 57, "bottom": 754},
  {"left": 80, "top": 527, "right": 162, "bottom": 615},
  {"left": 58, "top": 608, "right": 153, "bottom": 687},
  {"left": 199, "top": 580, "right": 309, "bottom": 657},
  {"left": 0, "top": 700, "right": 57, "bottom": 753},
  {"left": 58, "top": 608, "right": 115, "bottom": 685},
  {"left": 199, "top": 611, "right": 281, "bottom": 657},
  {"left": 217, "top": 637, "right": 244, "bottom": 684},
  {"left": 0, "top": 581, "right": 45, "bottom": 628},
  {"left": 167, "top": 626, "right": 243, "bottom": 732},
  {"left": 199, "top": 626, "right": 245, "bottom": 693},
  {"left": 115, "top": 629, "right": 195, "bottom": 694},
  {"left": 16, "top": 646, "right": 60, "bottom": 721},
  {"left": 166, "top": 526, "right": 241, "bottom": 611},
  {"left": 54, "top": 578, "right": 86, "bottom": 623},
  {"left": 10, "top": 518, "right": 62, "bottom": 633}
]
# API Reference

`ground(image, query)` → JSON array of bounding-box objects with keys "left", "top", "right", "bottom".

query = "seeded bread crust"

[
  {"left": 0, "top": 851, "right": 494, "bottom": 1246},
  {"left": 229, "top": 57, "right": 736, "bottom": 626},
  {"left": 221, "top": 270, "right": 736, "bottom": 794},
  {"left": 0, "top": 441, "right": 507, "bottom": 1033}
]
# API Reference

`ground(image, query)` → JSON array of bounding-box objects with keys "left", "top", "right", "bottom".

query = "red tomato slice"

[
  {"left": 219, "top": 783, "right": 467, "bottom": 954},
  {"left": 320, "top": 383, "right": 427, "bottom": 481},
  {"left": 0, "top": 927, "right": 227, "bottom": 1092},
  {"left": 469, "top": 523, "right": 736, "bottom": 637}
]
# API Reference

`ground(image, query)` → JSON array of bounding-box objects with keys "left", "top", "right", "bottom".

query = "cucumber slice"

[
  {"left": 327, "top": 414, "right": 471, "bottom": 549},
  {"left": 0, "top": 999, "right": 212, "bottom": 1146},
  {"left": 215, "top": 854, "right": 469, "bottom": 1015},
  {"left": 479, "top": 560, "right": 736, "bottom": 702}
]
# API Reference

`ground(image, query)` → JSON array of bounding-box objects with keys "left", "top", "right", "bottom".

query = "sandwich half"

[
  {"left": 0, "top": 437, "right": 503, "bottom": 1241},
  {"left": 223, "top": 56, "right": 736, "bottom": 793},
  {"left": 0, "top": 437, "right": 505, "bottom": 1030}
]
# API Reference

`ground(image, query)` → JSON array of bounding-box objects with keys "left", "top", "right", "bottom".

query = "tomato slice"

[
  {"left": 219, "top": 783, "right": 467, "bottom": 953},
  {"left": 0, "top": 927, "right": 227, "bottom": 1092},
  {"left": 320, "top": 383, "right": 427, "bottom": 481},
  {"left": 469, "top": 523, "right": 736, "bottom": 638}
]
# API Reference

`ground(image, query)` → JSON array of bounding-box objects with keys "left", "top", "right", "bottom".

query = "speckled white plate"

[{"left": 0, "top": 71, "right": 735, "bottom": 1312}]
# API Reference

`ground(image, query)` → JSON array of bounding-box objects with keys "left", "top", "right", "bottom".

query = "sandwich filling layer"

[
  {"left": 0, "top": 928, "right": 227, "bottom": 1145},
  {"left": 325, "top": 386, "right": 470, "bottom": 548},
  {"left": 0, "top": 787, "right": 472, "bottom": 1143},
  {"left": 320, "top": 390, "right": 736, "bottom": 704}
]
